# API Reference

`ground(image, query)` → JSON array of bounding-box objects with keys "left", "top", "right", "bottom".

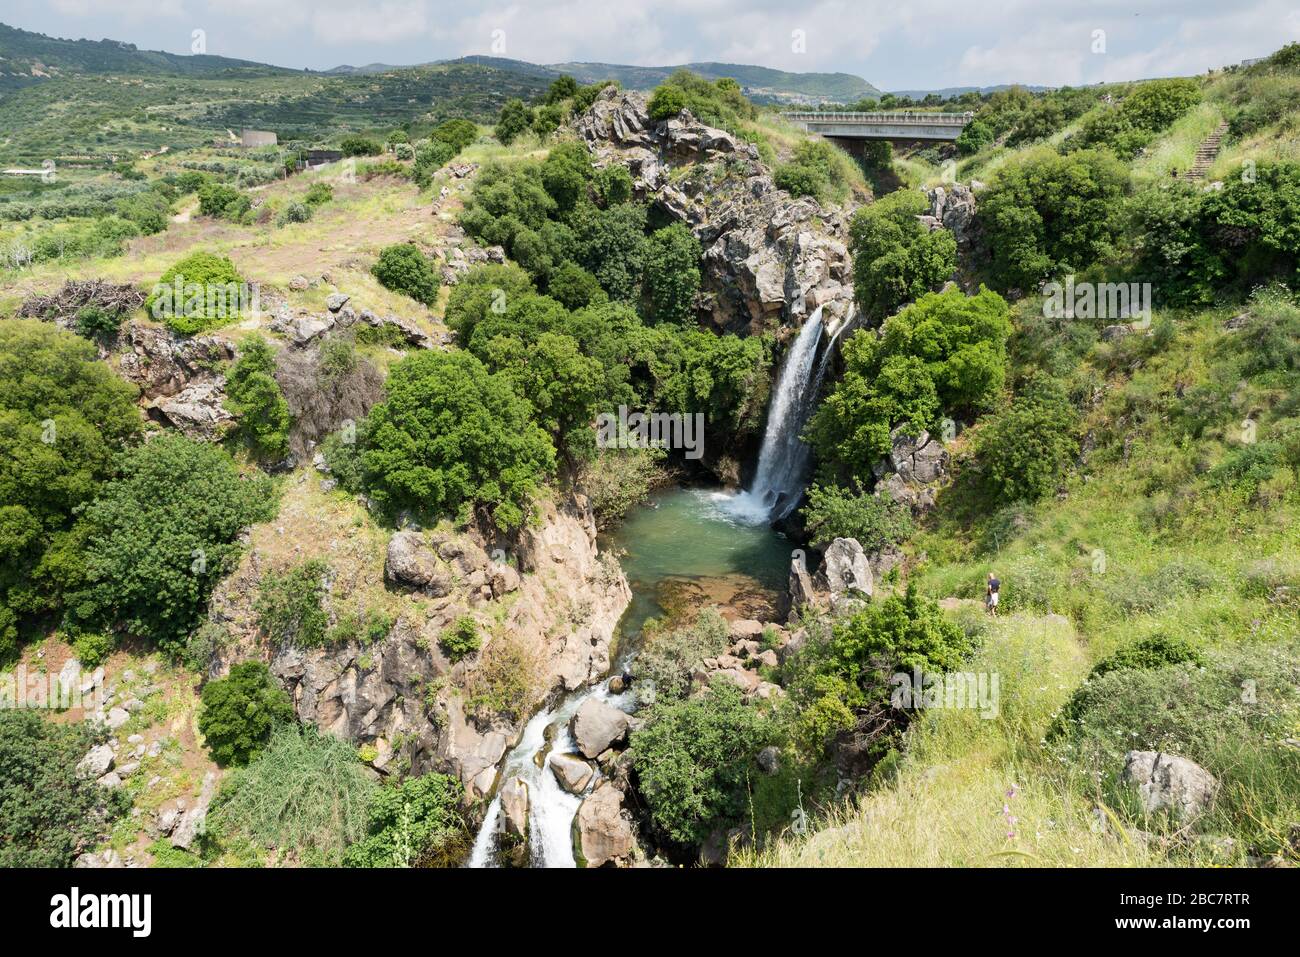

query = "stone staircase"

[{"left": 1182, "top": 121, "right": 1230, "bottom": 181}]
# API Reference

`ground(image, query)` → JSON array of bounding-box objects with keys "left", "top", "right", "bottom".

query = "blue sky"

[{"left": 5, "top": 0, "right": 1297, "bottom": 90}]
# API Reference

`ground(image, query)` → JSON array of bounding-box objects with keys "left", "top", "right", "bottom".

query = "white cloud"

[{"left": 5, "top": 0, "right": 1300, "bottom": 88}]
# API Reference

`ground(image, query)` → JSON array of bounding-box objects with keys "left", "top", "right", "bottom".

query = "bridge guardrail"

[{"left": 785, "top": 111, "right": 975, "bottom": 125}]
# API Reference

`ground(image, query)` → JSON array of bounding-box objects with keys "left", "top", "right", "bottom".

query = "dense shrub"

[
  {"left": 145, "top": 251, "right": 249, "bottom": 334},
  {"left": 1068, "top": 78, "right": 1201, "bottom": 158},
  {"left": 371, "top": 243, "right": 440, "bottom": 306},
  {"left": 630, "top": 682, "right": 775, "bottom": 847},
  {"left": 344, "top": 773, "right": 467, "bottom": 868},
  {"left": 0, "top": 711, "right": 127, "bottom": 866},
  {"left": 198, "top": 661, "right": 296, "bottom": 766},
  {"left": 782, "top": 585, "right": 974, "bottom": 751},
  {"left": 340, "top": 135, "right": 383, "bottom": 157},
  {"left": 303, "top": 182, "right": 333, "bottom": 206},
  {"left": 209, "top": 724, "right": 376, "bottom": 865},
  {"left": 226, "top": 334, "right": 290, "bottom": 458},
  {"left": 547, "top": 261, "right": 608, "bottom": 310},
  {"left": 197, "top": 182, "right": 249, "bottom": 221},
  {"left": 641, "top": 222, "right": 702, "bottom": 324},
  {"left": 360, "top": 350, "right": 555, "bottom": 530},
  {"left": 801, "top": 482, "right": 914, "bottom": 551},
  {"left": 955, "top": 118, "right": 994, "bottom": 155},
  {"left": 256, "top": 559, "right": 329, "bottom": 647},
  {"left": 439, "top": 615, "right": 480, "bottom": 662},
  {"left": 974, "top": 375, "right": 1080, "bottom": 503},
  {"left": 0, "top": 321, "right": 140, "bottom": 659},
  {"left": 579, "top": 447, "right": 669, "bottom": 529},
  {"left": 413, "top": 139, "right": 456, "bottom": 186},
  {"left": 635, "top": 608, "right": 731, "bottom": 702},
  {"left": 976, "top": 148, "right": 1129, "bottom": 293},
  {"left": 494, "top": 99, "right": 533, "bottom": 145},
  {"left": 70, "top": 630, "right": 116, "bottom": 667},
  {"left": 809, "top": 287, "right": 1012, "bottom": 480},
  {"left": 848, "top": 189, "right": 957, "bottom": 321},
  {"left": 773, "top": 139, "right": 854, "bottom": 204},
  {"left": 67, "top": 434, "right": 276, "bottom": 654},
  {"left": 647, "top": 85, "right": 686, "bottom": 121}
]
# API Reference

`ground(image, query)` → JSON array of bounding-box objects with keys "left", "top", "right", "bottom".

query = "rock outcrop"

[
  {"left": 574, "top": 88, "right": 856, "bottom": 336},
  {"left": 214, "top": 495, "right": 631, "bottom": 803},
  {"left": 873, "top": 427, "right": 949, "bottom": 513},
  {"left": 921, "top": 184, "right": 977, "bottom": 247},
  {"left": 550, "top": 752, "right": 595, "bottom": 794},
  {"left": 821, "top": 537, "right": 874, "bottom": 612},
  {"left": 1122, "top": 751, "right": 1218, "bottom": 821},
  {"left": 573, "top": 781, "right": 635, "bottom": 867}
]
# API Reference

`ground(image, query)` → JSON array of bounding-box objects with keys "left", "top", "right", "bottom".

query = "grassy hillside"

[{"left": 742, "top": 47, "right": 1300, "bottom": 869}]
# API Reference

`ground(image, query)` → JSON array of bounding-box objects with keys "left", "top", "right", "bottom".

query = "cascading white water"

[
  {"left": 468, "top": 682, "right": 630, "bottom": 868},
  {"left": 722, "top": 306, "right": 826, "bottom": 523}
]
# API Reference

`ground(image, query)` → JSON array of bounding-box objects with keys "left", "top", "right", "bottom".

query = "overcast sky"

[{"left": 6, "top": 0, "right": 1297, "bottom": 90}]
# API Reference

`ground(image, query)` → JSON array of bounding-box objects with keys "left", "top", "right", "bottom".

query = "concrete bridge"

[{"left": 786, "top": 111, "right": 974, "bottom": 143}]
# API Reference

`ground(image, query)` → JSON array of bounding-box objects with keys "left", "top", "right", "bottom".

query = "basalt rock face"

[
  {"left": 114, "top": 321, "right": 236, "bottom": 440},
  {"left": 574, "top": 88, "right": 856, "bottom": 336},
  {"left": 212, "top": 496, "right": 631, "bottom": 804}
]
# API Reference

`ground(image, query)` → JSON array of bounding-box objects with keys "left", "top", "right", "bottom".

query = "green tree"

[
  {"left": 977, "top": 148, "right": 1129, "bottom": 292},
  {"left": 642, "top": 222, "right": 702, "bottom": 324},
  {"left": 545, "top": 74, "right": 580, "bottom": 104},
  {"left": 433, "top": 118, "right": 478, "bottom": 153},
  {"left": 0, "top": 711, "right": 127, "bottom": 866},
  {"left": 809, "top": 287, "right": 1011, "bottom": 479},
  {"left": 547, "top": 261, "right": 608, "bottom": 310},
  {"left": 849, "top": 189, "right": 956, "bottom": 321},
  {"left": 0, "top": 321, "right": 140, "bottom": 659},
  {"left": 340, "top": 135, "right": 383, "bottom": 157},
  {"left": 955, "top": 118, "right": 994, "bottom": 155},
  {"left": 68, "top": 434, "right": 276, "bottom": 653},
  {"left": 974, "top": 375, "right": 1079, "bottom": 503},
  {"left": 360, "top": 350, "right": 555, "bottom": 530},
  {"left": 198, "top": 661, "right": 295, "bottom": 766},
  {"left": 647, "top": 85, "right": 686, "bottom": 121},
  {"left": 631, "top": 683, "right": 774, "bottom": 847},
  {"left": 371, "top": 243, "right": 440, "bottom": 306},
  {"left": 494, "top": 99, "right": 534, "bottom": 145},
  {"left": 801, "top": 482, "right": 913, "bottom": 551},
  {"left": 226, "top": 333, "right": 290, "bottom": 459}
]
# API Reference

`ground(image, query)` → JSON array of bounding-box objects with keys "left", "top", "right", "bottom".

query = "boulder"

[
  {"left": 821, "top": 538, "right": 873, "bottom": 599},
  {"left": 1122, "top": 751, "right": 1217, "bottom": 820},
  {"left": 150, "top": 379, "right": 234, "bottom": 441},
  {"left": 789, "top": 554, "right": 818, "bottom": 613},
  {"left": 499, "top": 777, "right": 529, "bottom": 840},
  {"left": 729, "top": 619, "right": 764, "bottom": 640},
  {"left": 170, "top": 770, "right": 218, "bottom": 850},
  {"left": 573, "top": 781, "right": 635, "bottom": 867},
  {"left": 570, "top": 698, "right": 629, "bottom": 759},
  {"left": 325, "top": 293, "right": 350, "bottom": 312},
  {"left": 550, "top": 752, "right": 595, "bottom": 794},
  {"left": 385, "top": 531, "right": 452, "bottom": 596},
  {"left": 757, "top": 745, "right": 781, "bottom": 776}
]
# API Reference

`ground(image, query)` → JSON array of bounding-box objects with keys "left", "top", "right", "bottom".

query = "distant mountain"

[
  {"left": 0, "top": 21, "right": 880, "bottom": 106},
  {"left": 323, "top": 55, "right": 879, "bottom": 105},
  {"left": 549, "top": 60, "right": 880, "bottom": 104},
  {"left": 889, "top": 84, "right": 1053, "bottom": 98},
  {"left": 0, "top": 22, "right": 293, "bottom": 89}
]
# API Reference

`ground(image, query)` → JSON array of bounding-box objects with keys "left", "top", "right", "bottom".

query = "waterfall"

[
  {"left": 468, "top": 682, "right": 630, "bottom": 868},
  {"left": 723, "top": 306, "right": 826, "bottom": 523}
]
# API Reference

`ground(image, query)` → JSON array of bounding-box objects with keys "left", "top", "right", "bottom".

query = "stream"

[
  {"left": 468, "top": 308, "right": 833, "bottom": 867},
  {"left": 466, "top": 487, "right": 792, "bottom": 867}
]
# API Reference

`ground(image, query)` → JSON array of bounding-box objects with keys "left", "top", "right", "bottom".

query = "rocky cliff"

[
  {"left": 206, "top": 490, "right": 630, "bottom": 805},
  {"left": 574, "top": 88, "right": 856, "bottom": 337}
]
